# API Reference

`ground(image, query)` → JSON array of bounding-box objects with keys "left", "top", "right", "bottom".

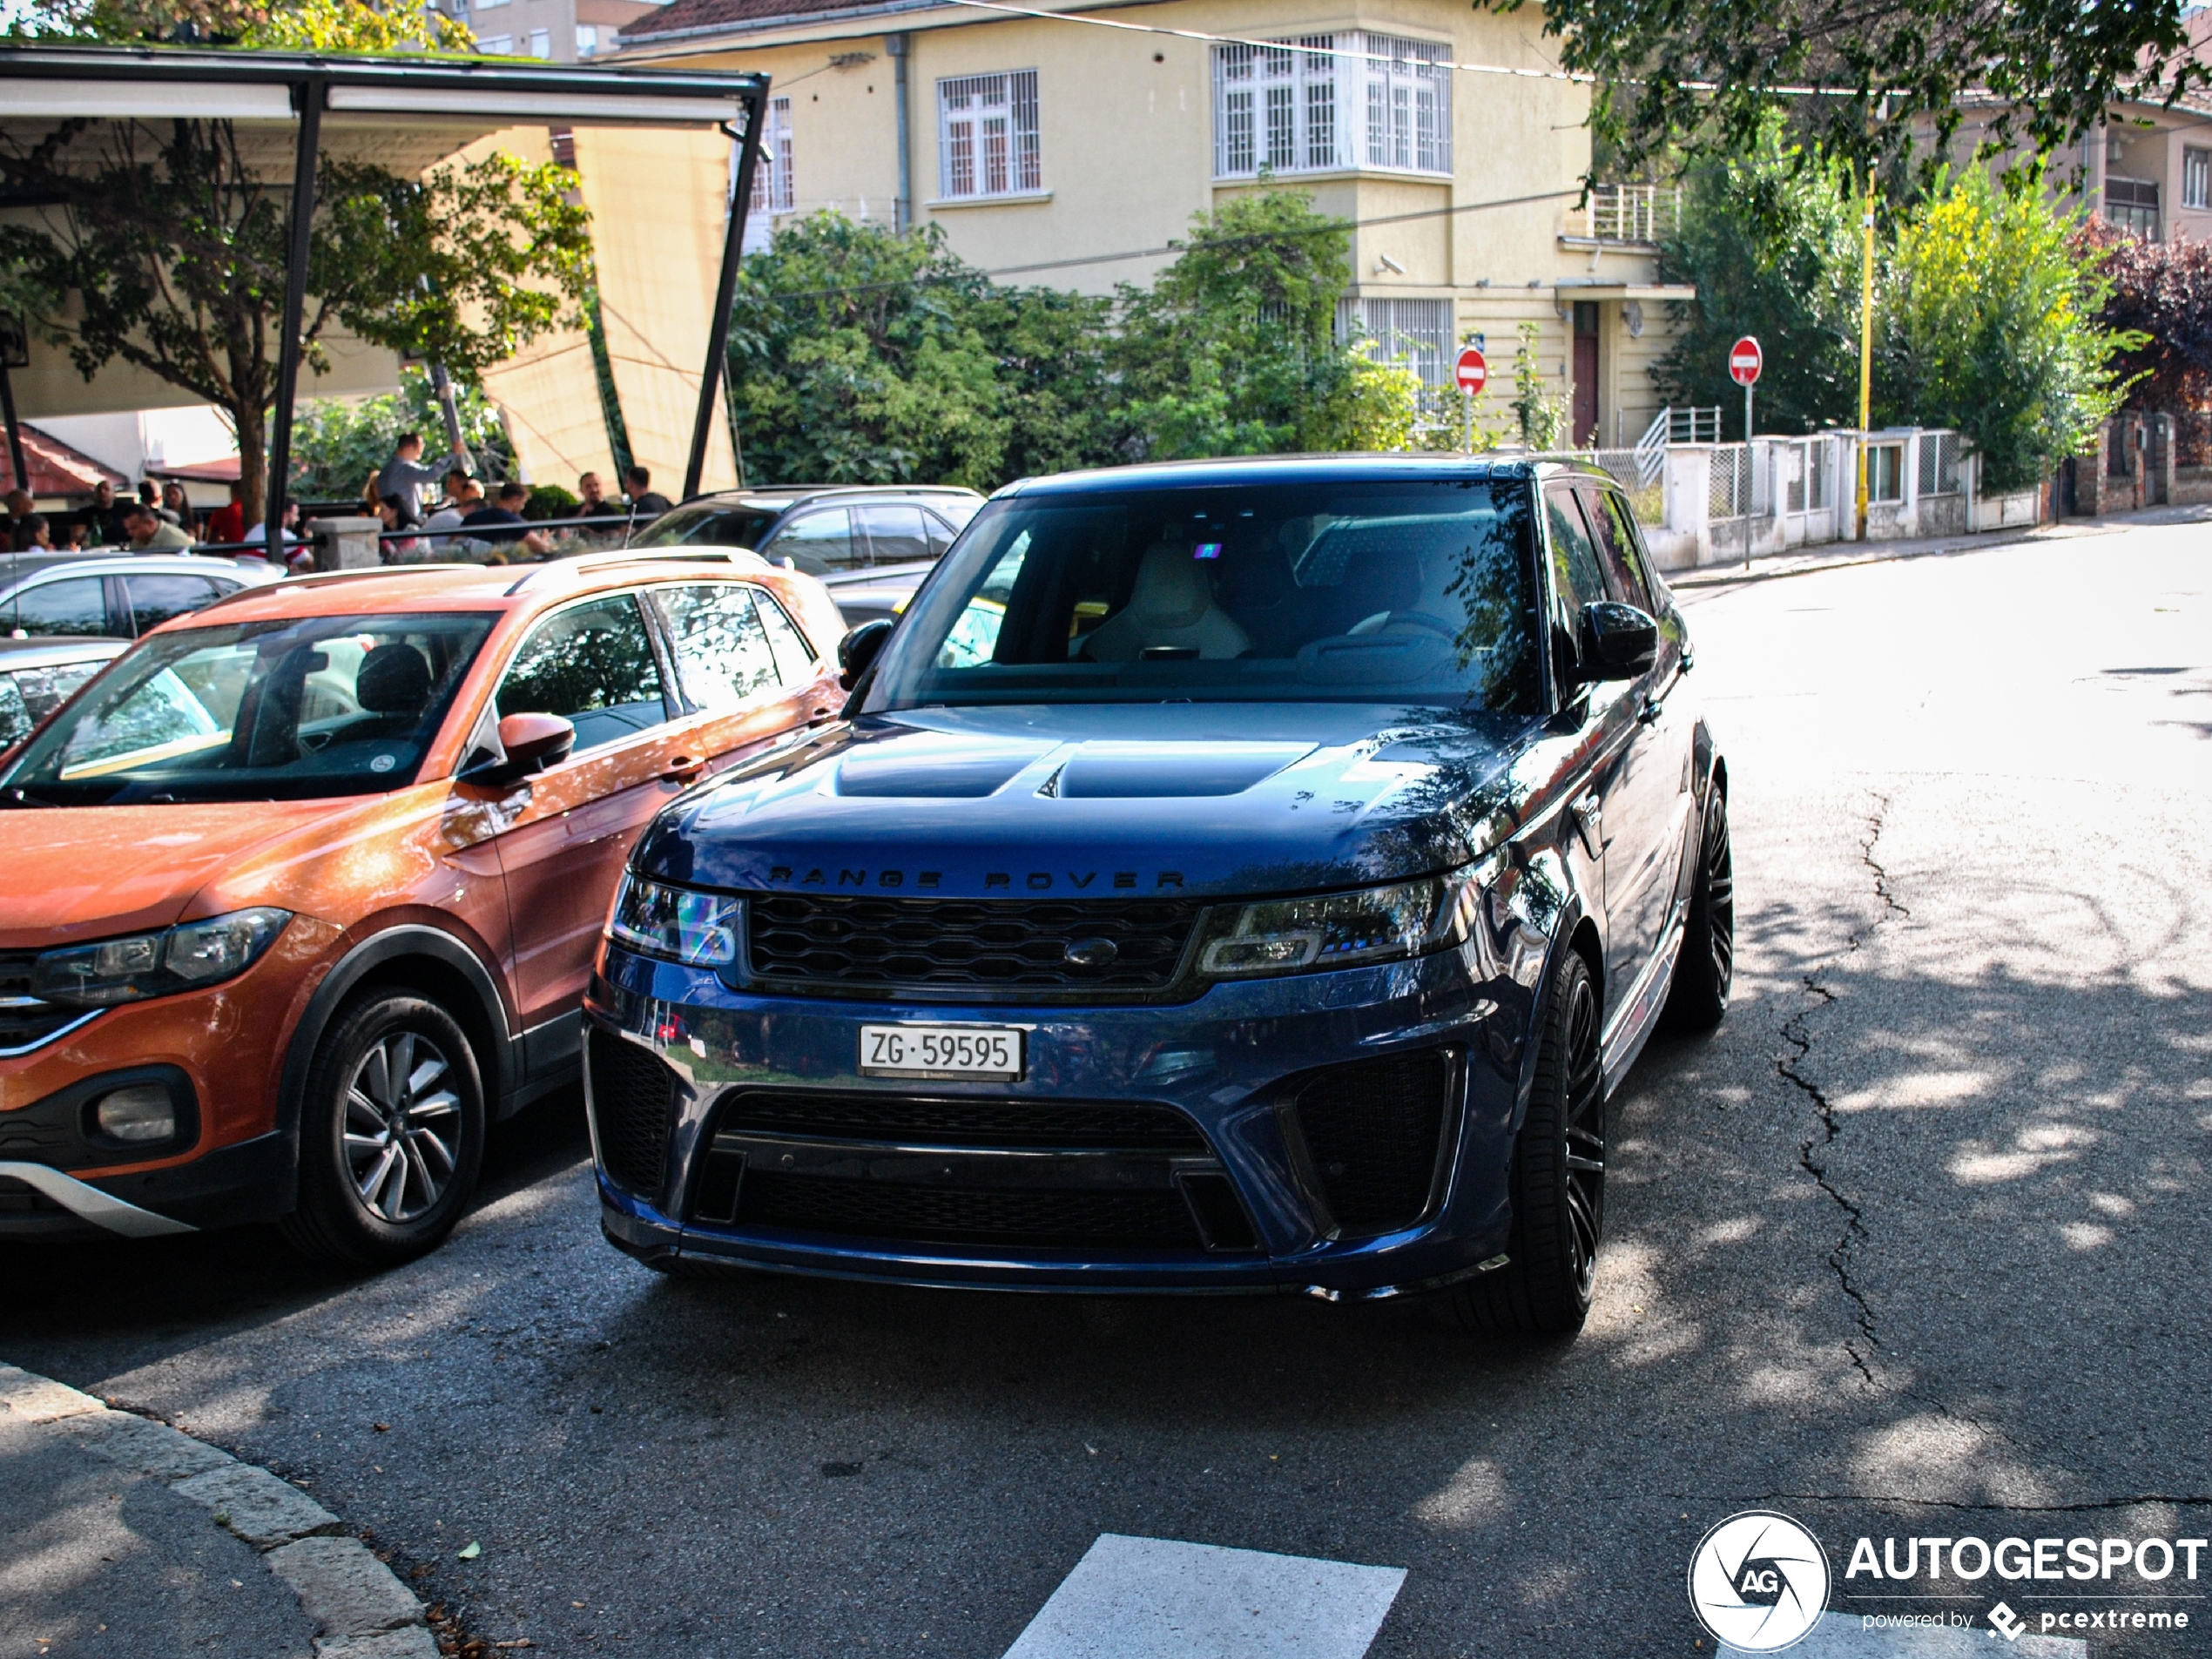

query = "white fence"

[{"left": 1637, "top": 427, "right": 2044, "bottom": 572}]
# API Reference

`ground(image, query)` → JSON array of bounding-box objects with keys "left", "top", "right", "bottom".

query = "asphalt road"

[{"left": 5, "top": 520, "right": 2209, "bottom": 1657}]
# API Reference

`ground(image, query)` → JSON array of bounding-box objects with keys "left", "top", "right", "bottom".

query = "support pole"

[
  {"left": 265, "top": 78, "right": 324, "bottom": 550},
  {"left": 1854, "top": 168, "right": 1875, "bottom": 542},
  {"left": 685, "top": 93, "right": 767, "bottom": 503},
  {"left": 889, "top": 34, "right": 912, "bottom": 234},
  {"left": 0, "top": 360, "right": 28, "bottom": 502},
  {"left": 429, "top": 361, "right": 469, "bottom": 467}
]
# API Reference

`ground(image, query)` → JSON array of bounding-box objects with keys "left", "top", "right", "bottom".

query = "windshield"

[
  {"left": 865, "top": 479, "right": 1542, "bottom": 713},
  {"left": 630, "top": 503, "right": 781, "bottom": 551},
  {"left": 1, "top": 612, "right": 493, "bottom": 806}
]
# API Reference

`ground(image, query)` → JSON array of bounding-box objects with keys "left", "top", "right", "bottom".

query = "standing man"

[
  {"left": 88, "top": 481, "right": 132, "bottom": 546},
  {"left": 624, "top": 466, "right": 672, "bottom": 518},
  {"left": 204, "top": 479, "right": 246, "bottom": 545},
  {"left": 577, "top": 471, "right": 624, "bottom": 518},
  {"left": 376, "top": 432, "right": 466, "bottom": 524}
]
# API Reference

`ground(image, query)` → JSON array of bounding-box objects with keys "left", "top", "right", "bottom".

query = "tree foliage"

[
  {"left": 1884, "top": 167, "right": 2137, "bottom": 491},
  {"left": 0, "top": 119, "right": 589, "bottom": 520},
  {"left": 5, "top": 0, "right": 473, "bottom": 51},
  {"left": 727, "top": 192, "right": 1422, "bottom": 489},
  {"left": 2080, "top": 224, "right": 2212, "bottom": 415},
  {"left": 1654, "top": 122, "right": 1865, "bottom": 434},
  {"left": 1501, "top": 0, "right": 2211, "bottom": 184},
  {"left": 1507, "top": 321, "right": 1567, "bottom": 448}
]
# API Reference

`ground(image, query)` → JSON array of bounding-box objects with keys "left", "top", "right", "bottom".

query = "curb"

[{"left": 0, "top": 1362, "right": 439, "bottom": 1659}]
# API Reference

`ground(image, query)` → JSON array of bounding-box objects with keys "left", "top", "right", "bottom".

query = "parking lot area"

[{"left": 4, "top": 519, "right": 2209, "bottom": 1657}]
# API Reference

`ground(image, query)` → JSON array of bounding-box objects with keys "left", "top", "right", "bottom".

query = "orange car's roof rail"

[
  {"left": 502, "top": 547, "right": 772, "bottom": 597},
  {"left": 192, "top": 563, "right": 482, "bottom": 615}
]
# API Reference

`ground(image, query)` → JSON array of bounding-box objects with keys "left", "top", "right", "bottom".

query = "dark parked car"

[
  {"left": 0, "top": 635, "right": 127, "bottom": 750},
  {"left": 1, "top": 553, "right": 280, "bottom": 640},
  {"left": 585, "top": 456, "right": 1731, "bottom": 1337},
  {"left": 631, "top": 487, "right": 983, "bottom": 625}
]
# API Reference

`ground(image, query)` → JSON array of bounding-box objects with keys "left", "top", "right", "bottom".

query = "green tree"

[
  {"left": 727, "top": 215, "right": 1119, "bottom": 489},
  {"left": 1500, "top": 0, "right": 2209, "bottom": 184},
  {"left": 1508, "top": 322, "right": 1567, "bottom": 448},
  {"left": 1116, "top": 189, "right": 1415, "bottom": 459},
  {"left": 7, "top": 0, "right": 472, "bottom": 51},
  {"left": 1884, "top": 167, "right": 2136, "bottom": 491},
  {"left": 0, "top": 123, "right": 589, "bottom": 522},
  {"left": 1653, "top": 125, "right": 1864, "bottom": 433}
]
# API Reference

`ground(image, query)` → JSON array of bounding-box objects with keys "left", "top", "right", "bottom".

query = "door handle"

[
  {"left": 662, "top": 756, "right": 705, "bottom": 784},
  {"left": 1637, "top": 697, "right": 1663, "bottom": 725},
  {"left": 807, "top": 707, "right": 836, "bottom": 725},
  {"left": 1569, "top": 792, "right": 1604, "bottom": 860}
]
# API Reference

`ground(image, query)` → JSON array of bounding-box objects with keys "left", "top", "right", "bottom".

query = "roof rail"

[
  {"left": 502, "top": 546, "right": 769, "bottom": 597},
  {"left": 191, "top": 563, "right": 480, "bottom": 614}
]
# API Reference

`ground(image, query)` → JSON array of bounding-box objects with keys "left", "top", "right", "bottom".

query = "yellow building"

[{"left": 613, "top": 0, "right": 1692, "bottom": 448}]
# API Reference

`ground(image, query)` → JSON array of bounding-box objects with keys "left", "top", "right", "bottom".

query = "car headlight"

[
  {"left": 31, "top": 907, "right": 292, "bottom": 1008},
  {"left": 607, "top": 873, "right": 741, "bottom": 968},
  {"left": 1197, "top": 862, "right": 1493, "bottom": 980}
]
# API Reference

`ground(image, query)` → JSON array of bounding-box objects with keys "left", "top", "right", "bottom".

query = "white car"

[{"left": 0, "top": 552, "right": 282, "bottom": 640}]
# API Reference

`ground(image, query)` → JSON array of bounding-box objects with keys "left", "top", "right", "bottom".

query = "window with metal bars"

[
  {"left": 1212, "top": 32, "right": 1448, "bottom": 180},
  {"left": 1335, "top": 296, "right": 1453, "bottom": 386},
  {"left": 937, "top": 70, "right": 1042, "bottom": 200}
]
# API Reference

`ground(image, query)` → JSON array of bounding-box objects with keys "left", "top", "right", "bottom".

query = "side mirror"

[
  {"left": 1577, "top": 601, "right": 1658, "bottom": 681},
  {"left": 838, "top": 617, "right": 894, "bottom": 690},
  {"left": 460, "top": 711, "right": 576, "bottom": 786}
]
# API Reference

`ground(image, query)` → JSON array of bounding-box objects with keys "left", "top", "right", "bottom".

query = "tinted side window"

[
  {"left": 858, "top": 504, "right": 931, "bottom": 565},
  {"left": 1576, "top": 486, "right": 1655, "bottom": 613},
  {"left": 923, "top": 513, "right": 956, "bottom": 558},
  {"left": 11, "top": 577, "right": 111, "bottom": 637},
  {"left": 752, "top": 589, "right": 819, "bottom": 685},
  {"left": 126, "top": 574, "right": 221, "bottom": 635},
  {"left": 766, "top": 508, "right": 860, "bottom": 576},
  {"left": 1543, "top": 487, "right": 1606, "bottom": 615},
  {"left": 496, "top": 595, "right": 668, "bottom": 752},
  {"left": 657, "top": 583, "right": 780, "bottom": 712}
]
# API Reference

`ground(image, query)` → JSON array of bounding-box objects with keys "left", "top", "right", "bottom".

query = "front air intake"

[
  {"left": 1284, "top": 1049, "right": 1457, "bottom": 1238},
  {"left": 586, "top": 1029, "right": 679, "bottom": 1200}
]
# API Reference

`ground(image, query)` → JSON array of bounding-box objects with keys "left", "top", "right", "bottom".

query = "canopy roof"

[{"left": 0, "top": 45, "right": 772, "bottom": 539}]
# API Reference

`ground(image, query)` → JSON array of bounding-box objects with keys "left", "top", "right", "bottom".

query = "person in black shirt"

[
  {"left": 624, "top": 465, "right": 672, "bottom": 517},
  {"left": 461, "top": 482, "right": 552, "bottom": 560},
  {"left": 577, "top": 470, "right": 624, "bottom": 518},
  {"left": 88, "top": 481, "right": 133, "bottom": 547}
]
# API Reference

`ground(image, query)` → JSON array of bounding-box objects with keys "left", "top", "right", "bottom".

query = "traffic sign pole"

[{"left": 1453, "top": 345, "right": 1488, "bottom": 455}]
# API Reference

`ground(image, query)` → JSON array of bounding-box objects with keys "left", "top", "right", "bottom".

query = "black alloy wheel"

[
  {"left": 281, "top": 990, "right": 486, "bottom": 1270},
  {"left": 1450, "top": 948, "right": 1606, "bottom": 1335},
  {"left": 1661, "top": 783, "right": 1734, "bottom": 1033}
]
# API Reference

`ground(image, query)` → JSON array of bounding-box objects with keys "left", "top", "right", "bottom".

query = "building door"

[{"left": 1572, "top": 301, "right": 1600, "bottom": 447}]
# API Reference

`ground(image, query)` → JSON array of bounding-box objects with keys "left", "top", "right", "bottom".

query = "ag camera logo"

[{"left": 1689, "top": 1510, "right": 1832, "bottom": 1651}]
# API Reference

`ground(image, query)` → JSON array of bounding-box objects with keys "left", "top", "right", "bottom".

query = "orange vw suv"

[{"left": 0, "top": 552, "right": 846, "bottom": 1265}]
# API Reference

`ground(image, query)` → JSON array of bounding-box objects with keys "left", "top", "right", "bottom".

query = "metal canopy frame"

[{"left": 0, "top": 46, "right": 770, "bottom": 542}]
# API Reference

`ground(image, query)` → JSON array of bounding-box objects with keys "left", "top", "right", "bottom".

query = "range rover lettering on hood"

[{"left": 765, "top": 866, "right": 1187, "bottom": 891}]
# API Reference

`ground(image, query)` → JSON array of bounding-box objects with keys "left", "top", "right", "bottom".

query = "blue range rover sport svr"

[{"left": 584, "top": 455, "right": 1731, "bottom": 1333}]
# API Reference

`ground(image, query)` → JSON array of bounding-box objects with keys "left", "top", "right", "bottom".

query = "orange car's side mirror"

[{"left": 460, "top": 711, "right": 576, "bottom": 786}]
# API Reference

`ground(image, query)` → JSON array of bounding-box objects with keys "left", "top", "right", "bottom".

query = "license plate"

[{"left": 860, "top": 1024, "right": 1024, "bottom": 1079}]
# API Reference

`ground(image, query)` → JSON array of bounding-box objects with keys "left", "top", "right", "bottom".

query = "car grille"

[
  {"left": 742, "top": 894, "right": 1204, "bottom": 1000},
  {"left": 0, "top": 951, "right": 86, "bottom": 1055},
  {"left": 1287, "top": 1049, "right": 1456, "bottom": 1238},
  {"left": 0, "top": 1176, "right": 67, "bottom": 1215},
  {"left": 690, "top": 1088, "right": 1255, "bottom": 1253},
  {"left": 586, "top": 1030, "right": 679, "bottom": 1199},
  {"left": 711, "top": 1090, "right": 1208, "bottom": 1151},
  {"left": 735, "top": 1173, "right": 1200, "bottom": 1248}
]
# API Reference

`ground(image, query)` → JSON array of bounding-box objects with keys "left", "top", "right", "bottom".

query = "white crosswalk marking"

[
  {"left": 1722, "top": 1610, "right": 2087, "bottom": 1657},
  {"left": 1001, "top": 1533, "right": 1407, "bottom": 1659}
]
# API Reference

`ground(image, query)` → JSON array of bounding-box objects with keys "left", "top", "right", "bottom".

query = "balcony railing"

[{"left": 1568, "top": 184, "right": 1681, "bottom": 246}]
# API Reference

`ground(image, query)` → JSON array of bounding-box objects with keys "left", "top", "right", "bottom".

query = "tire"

[
  {"left": 1449, "top": 949, "right": 1606, "bottom": 1335},
  {"left": 1660, "top": 783, "right": 1735, "bottom": 1034},
  {"left": 280, "top": 991, "right": 486, "bottom": 1271}
]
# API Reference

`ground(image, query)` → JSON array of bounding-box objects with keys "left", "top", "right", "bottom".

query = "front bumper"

[{"left": 586, "top": 939, "right": 1537, "bottom": 1296}]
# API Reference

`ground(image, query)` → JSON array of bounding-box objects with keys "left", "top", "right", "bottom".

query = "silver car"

[
  {"left": 0, "top": 634, "right": 127, "bottom": 750},
  {"left": 0, "top": 552, "right": 282, "bottom": 640}
]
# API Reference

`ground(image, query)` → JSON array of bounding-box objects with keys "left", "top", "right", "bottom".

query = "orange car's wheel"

[{"left": 281, "top": 990, "right": 486, "bottom": 1270}]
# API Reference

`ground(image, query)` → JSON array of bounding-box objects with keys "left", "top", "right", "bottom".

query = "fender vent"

[
  {"left": 587, "top": 1030, "right": 679, "bottom": 1200},
  {"left": 1285, "top": 1049, "right": 1456, "bottom": 1238}
]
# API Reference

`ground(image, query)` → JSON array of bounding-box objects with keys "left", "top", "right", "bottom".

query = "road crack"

[{"left": 1777, "top": 795, "right": 1909, "bottom": 1390}]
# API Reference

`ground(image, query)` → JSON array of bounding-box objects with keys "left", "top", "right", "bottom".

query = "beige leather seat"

[{"left": 1083, "top": 543, "right": 1251, "bottom": 662}]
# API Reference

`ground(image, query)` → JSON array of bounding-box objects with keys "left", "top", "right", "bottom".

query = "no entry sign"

[
  {"left": 1728, "top": 336, "right": 1763, "bottom": 387},
  {"left": 1454, "top": 346, "right": 1487, "bottom": 394}
]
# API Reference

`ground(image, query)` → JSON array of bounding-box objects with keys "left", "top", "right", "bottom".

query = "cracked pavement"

[{"left": 3, "top": 524, "right": 2208, "bottom": 1656}]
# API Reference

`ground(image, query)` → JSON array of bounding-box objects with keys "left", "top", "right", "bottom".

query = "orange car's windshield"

[{"left": 0, "top": 612, "right": 493, "bottom": 806}]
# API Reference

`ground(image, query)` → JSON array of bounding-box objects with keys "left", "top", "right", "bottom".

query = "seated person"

[
  {"left": 1081, "top": 539, "right": 1251, "bottom": 662},
  {"left": 461, "top": 482, "right": 553, "bottom": 560}
]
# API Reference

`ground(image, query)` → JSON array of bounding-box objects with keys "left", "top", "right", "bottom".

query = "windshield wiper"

[{"left": 0, "top": 787, "right": 60, "bottom": 808}]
